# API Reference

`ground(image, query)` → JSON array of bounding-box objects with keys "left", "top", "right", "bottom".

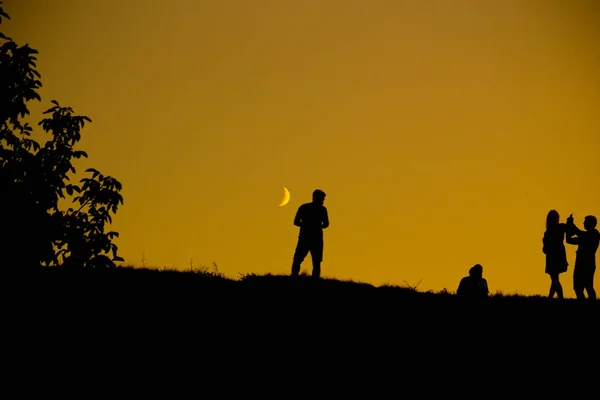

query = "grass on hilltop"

[
  {"left": 6, "top": 262, "right": 599, "bottom": 345},
  {"left": 7, "top": 262, "right": 583, "bottom": 303}
]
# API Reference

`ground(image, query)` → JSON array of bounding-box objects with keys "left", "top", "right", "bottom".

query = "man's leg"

[
  {"left": 311, "top": 261, "right": 321, "bottom": 279},
  {"left": 583, "top": 268, "right": 596, "bottom": 300},
  {"left": 573, "top": 267, "right": 586, "bottom": 300},
  {"left": 291, "top": 237, "right": 309, "bottom": 276},
  {"left": 310, "top": 239, "right": 323, "bottom": 279}
]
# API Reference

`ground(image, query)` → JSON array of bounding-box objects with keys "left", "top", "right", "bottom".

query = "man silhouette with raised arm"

[
  {"left": 566, "top": 214, "right": 599, "bottom": 300},
  {"left": 290, "top": 189, "right": 329, "bottom": 278}
]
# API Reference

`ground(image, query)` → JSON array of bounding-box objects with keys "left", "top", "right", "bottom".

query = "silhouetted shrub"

[{"left": 0, "top": 2, "right": 124, "bottom": 269}]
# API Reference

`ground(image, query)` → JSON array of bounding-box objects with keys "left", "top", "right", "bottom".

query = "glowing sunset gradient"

[{"left": 4, "top": 0, "right": 598, "bottom": 296}]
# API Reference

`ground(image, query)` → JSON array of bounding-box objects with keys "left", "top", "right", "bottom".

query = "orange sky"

[{"left": 4, "top": 0, "right": 599, "bottom": 296}]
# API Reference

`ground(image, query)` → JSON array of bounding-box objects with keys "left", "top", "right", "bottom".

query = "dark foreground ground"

[{"left": 3, "top": 266, "right": 598, "bottom": 392}]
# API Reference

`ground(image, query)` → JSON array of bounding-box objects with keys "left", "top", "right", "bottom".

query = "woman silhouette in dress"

[{"left": 542, "top": 210, "right": 569, "bottom": 299}]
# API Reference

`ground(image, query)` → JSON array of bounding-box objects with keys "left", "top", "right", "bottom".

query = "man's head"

[
  {"left": 312, "top": 189, "right": 326, "bottom": 205},
  {"left": 469, "top": 264, "right": 483, "bottom": 279},
  {"left": 583, "top": 215, "right": 597, "bottom": 231}
]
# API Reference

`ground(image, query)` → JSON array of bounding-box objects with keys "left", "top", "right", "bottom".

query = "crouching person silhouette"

[
  {"left": 566, "top": 214, "right": 599, "bottom": 300},
  {"left": 457, "top": 264, "right": 489, "bottom": 299},
  {"left": 290, "top": 189, "right": 329, "bottom": 278}
]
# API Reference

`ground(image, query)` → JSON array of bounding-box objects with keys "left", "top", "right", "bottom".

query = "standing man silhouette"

[
  {"left": 566, "top": 214, "right": 599, "bottom": 300},
  {"left": 291, "top": 189, "right": 329, "bottom": 278}
]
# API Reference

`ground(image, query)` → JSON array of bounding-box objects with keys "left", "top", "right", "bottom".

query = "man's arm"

[
  {"left": 293, "top": 206, "right": 303, "bottom": 227},
  {"left": 566, "top": 217, "right": 583, "bottom": 236},
  {"left": 322, "top": 207, "right": 329, "bottom": 229},
  {"left": 566, "top": 231, "right": 580, "bottom": 245}
]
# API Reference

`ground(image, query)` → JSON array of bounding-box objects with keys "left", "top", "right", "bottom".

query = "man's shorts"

[
  {"left": 293, "top": 235, "right": 324, "bottom": 263},
  {"left": 573, "top": 265, "right": 596, "bottom": 289}
]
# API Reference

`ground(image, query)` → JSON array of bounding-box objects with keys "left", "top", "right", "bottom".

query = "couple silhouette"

[{"left": 543, "top": 210, "right": 599, "bottom": 300}]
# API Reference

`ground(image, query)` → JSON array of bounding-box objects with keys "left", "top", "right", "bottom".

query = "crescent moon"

[{"left": 278, "top": 187, "right": 290, "bottom": 207}]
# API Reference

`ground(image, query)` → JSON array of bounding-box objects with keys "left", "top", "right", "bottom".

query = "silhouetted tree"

[{"left": 0, "top": 2, "right": 124, "bottom": 270}]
